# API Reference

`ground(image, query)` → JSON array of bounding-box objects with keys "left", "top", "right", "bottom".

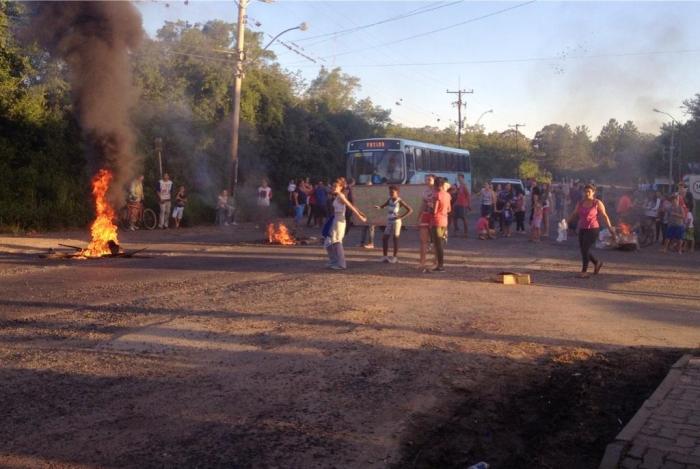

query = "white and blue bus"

[{"left": 346, "top": 138, "right": 471, "bottom": 191}]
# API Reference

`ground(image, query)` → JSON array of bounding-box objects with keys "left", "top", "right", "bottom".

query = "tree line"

[{"left": 1, "top": 2, "right": 698, "bottom": 230}]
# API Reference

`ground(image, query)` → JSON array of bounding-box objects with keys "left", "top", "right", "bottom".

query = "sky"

[{"left": 135, "top": 1, "right": 700, "bottom": 138}]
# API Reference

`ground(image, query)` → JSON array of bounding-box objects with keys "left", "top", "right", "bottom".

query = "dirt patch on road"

[{"left": 395, "top": 347, "right": 687, "bottom": 469}]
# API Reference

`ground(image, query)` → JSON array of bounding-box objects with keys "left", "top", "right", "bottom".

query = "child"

[
  {"left": 171, "top": 186, "right": 187, "bottom": 228},
  {"left": 502, "top": 202, "right": 514, "bottom": 237},
  {"left": 476, "top": 215, "right": 492, "bottom": 240},
  {"left": 683, "top": 207, "right": 694, "bottom": 253},
  {"left": 530, "top": 199, "right": 543, "bottom": 242},
  {"left": 375, "top": 185, "right": 413, "bottom": 263}
]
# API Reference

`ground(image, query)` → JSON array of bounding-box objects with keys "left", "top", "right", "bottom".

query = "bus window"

[
  {"left": 438, "top": 152, "right": 446, "bottom": 171},
  {"left": 464, "top": 156, "right": 470, "bottom": 172},
  {"left": 446, "top": 153, "right": 455, "bottom": 171},
  {"left": 415, "top": 148, "right": 423, "bottom": 171},
  {"left": 429, "top": 150, "right": 438, "bottom": 171},
  {"left": 405, "top": 147, "right": 415, "bottom": 172}
]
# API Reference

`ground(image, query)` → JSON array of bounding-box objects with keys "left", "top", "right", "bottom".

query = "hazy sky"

[{"left": 136, "top": 1, "right": 700, "bottom": 138}]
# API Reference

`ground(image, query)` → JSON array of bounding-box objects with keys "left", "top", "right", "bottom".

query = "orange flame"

[
  {"left": 83, "top": 169, "right": 119, "bottom": 257},
  {"left": 618, "top": 223, "right": 631, "bottom": 236},
  {"left": 266, "top": 222, "right": 296, "bottom": 245}
]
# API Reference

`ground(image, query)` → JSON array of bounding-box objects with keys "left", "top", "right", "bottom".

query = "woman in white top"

[
  {"left": 480, "top": 182, "right": 495, "bottom": 218},
  {"left": 327, "top": 178, "right": 367, "bottom": 270}
]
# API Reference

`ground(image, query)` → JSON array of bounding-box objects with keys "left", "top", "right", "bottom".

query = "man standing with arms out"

[
  {"left": 157, "top": 172, "right": 173, "bottom": 229},
  {"left": 453, "top": 173, "right": 471, "bottom": 237},
  {"left": 128, "top": 175, "right": 144, "bottom": 231}
]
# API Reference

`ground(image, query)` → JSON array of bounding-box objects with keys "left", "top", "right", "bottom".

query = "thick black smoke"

[{"left": 27, "top": 1, "right": 144, "bottom": 203}]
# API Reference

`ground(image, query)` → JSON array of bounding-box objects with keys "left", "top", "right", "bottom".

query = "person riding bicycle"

[{"left": 128, "top": 175, "right": 144, "bottom": 231}]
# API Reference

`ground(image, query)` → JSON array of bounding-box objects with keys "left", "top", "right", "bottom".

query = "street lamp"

[
  {"left": 230, "top": 0, "right": 307, "bottom": 199},
  {"left": 263, "top": 22, "right": 308, "bottom": 50},
  {"left": 475, "top": 109, "right": 493, "bottom": 126},
  {"left": 653, "top": 108, "right": 679, "bottom": 184}
]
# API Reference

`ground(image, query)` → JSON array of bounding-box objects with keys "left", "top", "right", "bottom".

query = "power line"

[
  {"left": 296, "top": 1, "right": 464, "bottom": 46},
  {"left": 282, "top": 48, "right": 700, "bottom": 69},
  {"left": 317, "top": 1, "right": 536, "bottom": 60}
]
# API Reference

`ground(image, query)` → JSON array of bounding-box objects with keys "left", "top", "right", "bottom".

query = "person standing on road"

[
  {"left": 514, "top": 190, "right": 526, "bottom": 233},
  {"left": 662, "top": 194, "right": 686, "bottom": 254},
  {"left": 216, "top": 189, "right": 230, "bottom": 226},
  {"left": 429, "top": 177, "right": 451, "bottom": 273},
  {"left": 417, "top": 174, "right": 436, "bottom": 269},
  {"left": 157, "top": 173, "right": 173, "bottom": 229},
  {"left": 128, "top": 175, "right": 144, "bottom": 231},
  {"left": 479, "top": 182, "right": 494, "bottom": 221},
  {"left": 375, "top": 185, "right": 413, "bottom": 263},
  {"left": 568, "top": 184, "right": 616, "bottom": 278},
  {"left": 452, "top": 173, "right": 471, "bottom": 237},
  {"left": 313, "top": 180, "right": 329, "bottom": 228},
  {"left": 171, "top": 186, "right": 187, "bottom": 229},
  {"left": 256, "top": 178, "right": 272, "bottom": 225},
  {"left": 326, "top": 178, "right": 367, "bottom": 270},
  {"left": 292, "top": 179, "right": 307, "bottom": 226}
]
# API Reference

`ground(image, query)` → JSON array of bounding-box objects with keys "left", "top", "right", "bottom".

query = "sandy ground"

[{"left": 1, "top": 221, "right": 699, "bottom": 468}]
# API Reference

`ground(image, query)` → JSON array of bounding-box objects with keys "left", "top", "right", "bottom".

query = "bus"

[
  {"left": 346, "top": 138, "right": 471, "bottom": 190},
  {"left": 346, "top": 138, "right": 472, "bottom": 225}
]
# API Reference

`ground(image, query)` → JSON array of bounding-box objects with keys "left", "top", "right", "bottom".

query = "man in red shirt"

[
  {"left": 453, "top": 173, "right": 471, "bottom": 237},
  {"left": 430, "top": 177, "right": 452, "bottom": 272}
]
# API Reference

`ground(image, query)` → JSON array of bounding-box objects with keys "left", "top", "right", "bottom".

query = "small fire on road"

[
  {"left": 266, "top": 222, "right": 296, "bottom": 245},
  {"left": 83, "top": 169, "right": 119, "bottom": 257}
]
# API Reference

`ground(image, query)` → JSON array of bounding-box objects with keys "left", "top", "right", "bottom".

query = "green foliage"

[
  {"left": 2, "top": 4, "right": 698, "bottom": 230},
  {"left": 0, "top": 2, "right": 90, "bottom": 231}
]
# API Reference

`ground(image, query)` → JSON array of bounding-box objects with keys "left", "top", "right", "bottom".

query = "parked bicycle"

[{"left": 118, "top": 202, "right": 157, "bottom": 230}]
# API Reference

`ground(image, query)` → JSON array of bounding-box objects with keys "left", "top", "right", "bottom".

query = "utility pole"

[
  {"left": 230, "top": 0, "right": 248, "bottom": 196},
  {"left": 508, "top": 123, "right": 526, "bottom": 153},
  {"left": 154, "top": 137, "right": 163, "bottom": 178},
  {"left": 446, "top": 88, "right": 473, "bottom": 148}
]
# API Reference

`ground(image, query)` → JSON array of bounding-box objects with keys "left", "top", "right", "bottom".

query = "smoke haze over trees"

[{"left": 1, "top": 1, "right": 698, "bottom": 229}]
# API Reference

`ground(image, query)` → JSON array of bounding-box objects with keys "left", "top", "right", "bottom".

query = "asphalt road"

[{"left": 1, "top": 223, "right": 698, "bottom": 468}]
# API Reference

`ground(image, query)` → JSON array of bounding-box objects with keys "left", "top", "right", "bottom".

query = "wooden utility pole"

[
  {"left": 508, "top": 123, "right": 526, "bottom": 153},
  {"left": 446, "top": 88, "right": 473, "bottom": 148},
  {"left": 230, "top": 0, "right": 248, "bottom": 196},
  {"left": 154, "top": 137, "right": 163, "bottom": 178}
]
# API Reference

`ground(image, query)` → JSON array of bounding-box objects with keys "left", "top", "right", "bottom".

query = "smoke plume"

[{"left": 27, "top": 2, "right": 144, "bottom": 204}]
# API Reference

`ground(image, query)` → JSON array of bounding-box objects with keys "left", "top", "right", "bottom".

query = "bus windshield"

[{"left": 348, "top": 150, "right": 404, "bottom": 184}]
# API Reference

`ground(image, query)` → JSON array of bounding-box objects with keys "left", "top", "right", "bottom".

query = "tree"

[{"left": 305, "top": 67, "right": 360, "bottom": 113}]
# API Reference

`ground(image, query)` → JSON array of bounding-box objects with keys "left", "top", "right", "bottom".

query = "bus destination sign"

[{"left": 349, "top": 139, "right": 401, "bottom": 151}]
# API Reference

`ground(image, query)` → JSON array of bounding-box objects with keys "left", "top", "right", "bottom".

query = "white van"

[{"left": 490, "top": 178, "right": 527, "bottom": 195}]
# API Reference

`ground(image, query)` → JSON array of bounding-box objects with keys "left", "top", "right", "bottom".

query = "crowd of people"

[
  {"left": 127, "top": 173, "right": 187, "bottom": 230},
  {"left": 614, "top": 184, "right": 695, "bottom": 254},
  {"left": 126, "top": 171, "right": 695, "bottom": 275}
]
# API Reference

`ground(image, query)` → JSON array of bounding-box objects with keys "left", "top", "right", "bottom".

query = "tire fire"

[
  {"left": 266, "top": 222, "right": 296, "bottom": 245},
  {"left": 83, "top": 169, "right": 120, "bottom": 257}
]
